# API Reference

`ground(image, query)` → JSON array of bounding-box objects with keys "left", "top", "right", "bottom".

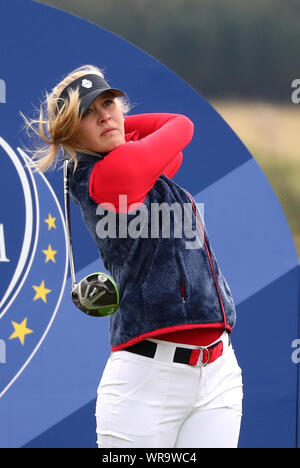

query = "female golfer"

[{"left": 25, "top": 64, "right": 243, "bottom": 448}]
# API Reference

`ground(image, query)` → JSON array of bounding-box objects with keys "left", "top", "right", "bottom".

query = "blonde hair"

[{"left": 21, "top": 64, "right": 130, "bottom": 172}]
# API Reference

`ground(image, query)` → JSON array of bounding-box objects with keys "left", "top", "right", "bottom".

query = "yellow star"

[
  {"left": 42, "top": 244, "right": 57, "bottom": 263},
  {"left": 9, "top": 318, "right": 33, "bottom": 345},
  {"left": 45, "top": 214, "right": 56, "bottom": 230},
  {"left": 32, "top": 280, "right": 52, "bottom": 303}
]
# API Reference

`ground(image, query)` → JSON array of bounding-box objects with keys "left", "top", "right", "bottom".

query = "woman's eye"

[{"left": 103, "top": 99, "right": 114, "bottom": 107}]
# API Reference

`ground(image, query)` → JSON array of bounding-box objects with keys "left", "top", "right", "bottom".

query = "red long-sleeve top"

[
  {"left": 89, "top": 113, "right": 223, "bottom": 346},
  {"left": 89, "top": 113, "right": 191, "bottom": 212}
]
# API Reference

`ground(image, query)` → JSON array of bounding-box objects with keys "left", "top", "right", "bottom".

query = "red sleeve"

[
  {"left": 89, "top": 113, "right": 194, "bottom": 212},
  {"left": 162, "top": 152, "right": 183, "bottom": 179},
  {"left": 124, "top": 114, "right": 185, "bottom": 179}
]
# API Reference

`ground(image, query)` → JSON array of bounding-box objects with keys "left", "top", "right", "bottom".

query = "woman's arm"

[
  {"left": 124, "top": 113, "right": 190, "bottom": 139},
  {"left": 162, "top": 152, "right": 183, "bottom": 179},
  {"left": 89, "top": 113, "right": 194, "bottom": 212},
  {"left": 125, "top": 114, "right": 186, "bottom": 179}
]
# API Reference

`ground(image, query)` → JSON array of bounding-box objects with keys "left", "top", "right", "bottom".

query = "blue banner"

[{"left": 0, "top": 0, "right": 299, "bottom": 448}]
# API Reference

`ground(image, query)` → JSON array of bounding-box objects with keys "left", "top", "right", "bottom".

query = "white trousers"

[{"left": 95, "top": 332, "right": 243, "bottom": 448}]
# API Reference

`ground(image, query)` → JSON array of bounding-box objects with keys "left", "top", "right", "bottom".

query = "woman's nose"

[{"left": 97, "top": 109, "right": 110, "bottom": 124}]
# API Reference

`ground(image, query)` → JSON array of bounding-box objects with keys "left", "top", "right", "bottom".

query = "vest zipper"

[
  {"left": 180, "top": 281, "right": 186, "bottom": 304},
  {"left": 176, "top": 251, "right": 186, "bottom": 304}
]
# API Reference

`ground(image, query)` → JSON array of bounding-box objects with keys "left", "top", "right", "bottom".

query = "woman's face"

[{"left": 73, "top": 93, "right": 126, "bottom": 153}]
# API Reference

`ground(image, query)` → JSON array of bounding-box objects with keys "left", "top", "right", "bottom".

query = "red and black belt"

[{"left": 124, "top": 334, "right": 230, "bottom": 367}]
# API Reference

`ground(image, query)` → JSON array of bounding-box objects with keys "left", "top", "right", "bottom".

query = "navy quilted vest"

[{"left": 68, "top": 153, "right": 236, "bottom": 350}]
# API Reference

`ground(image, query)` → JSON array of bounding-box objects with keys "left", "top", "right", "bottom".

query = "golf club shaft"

[{"left": 63, "top": 159, "right": 77, "bottom": 290}]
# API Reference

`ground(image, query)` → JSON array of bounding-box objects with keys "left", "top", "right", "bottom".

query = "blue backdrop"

[{"left": 0, "top": 0, "right": 299, "bottom": 448}]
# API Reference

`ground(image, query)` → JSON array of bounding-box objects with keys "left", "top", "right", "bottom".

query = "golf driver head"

[{"left": 71, "top": 272, "right": 119, "bottom": 317}]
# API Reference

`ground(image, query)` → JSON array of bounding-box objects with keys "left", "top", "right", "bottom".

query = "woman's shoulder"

[
  {"left": 68, "top": 153, "right": 105, "bottom": 178},
  {"left": 67, "top": 153, "right": 105, "bottom": 203}
]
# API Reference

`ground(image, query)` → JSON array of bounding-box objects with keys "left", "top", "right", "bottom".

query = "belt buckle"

[{"left": 199, "top": 345, "right": 210, "bottom": 367}]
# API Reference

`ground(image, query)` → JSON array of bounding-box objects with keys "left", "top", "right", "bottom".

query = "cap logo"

[{"left": 81, "top": 79, "right": 93, "bottom": 89}]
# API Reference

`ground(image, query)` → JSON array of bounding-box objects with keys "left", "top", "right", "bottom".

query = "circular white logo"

[{"left": 81, "top": 79, "right": 92, "bottom": 89}]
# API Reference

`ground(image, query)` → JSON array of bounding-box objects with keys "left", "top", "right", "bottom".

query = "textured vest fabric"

[{"left": 68, "top": 153, "right": 236, "bottom": 350}]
